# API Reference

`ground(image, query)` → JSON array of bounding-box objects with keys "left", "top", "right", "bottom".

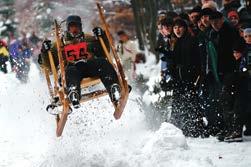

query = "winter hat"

[
  {"left": 244, "top": 28, "right": 251, "bottom": 36},
  {"left": 173, "top": 19, "right": 188, "bottom": 29},
  {"left": 209, "top": 11, "right": 223, "bottom": 20},
  {"left": 66, "top": 15, "right": 82, "bottom": 31},
  {"left": 189, "top": 5, "right": 201, "bottom": 14},
  {"left": 227, "top": 10, "right": 239, "bottom": 19},
  {"left": 200, "top": 8, "right": 213, "bottom": 16}
]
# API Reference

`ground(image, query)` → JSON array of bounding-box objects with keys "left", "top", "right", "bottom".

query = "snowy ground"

[{"left": 0, "top": 63, "right": 251, "bottom": 167}]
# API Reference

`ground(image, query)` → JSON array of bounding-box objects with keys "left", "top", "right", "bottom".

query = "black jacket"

[
  {"left": 173, "top": 32, "right": 201, "bottom": 82},
  {"left": 210, "top": 21, "right": 240, "bottom": 75}
]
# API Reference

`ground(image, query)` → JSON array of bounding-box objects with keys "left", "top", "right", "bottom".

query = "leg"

[
  {"left": 65, "top": 64, "right": 82, "bottom": 95},
  {"left": 76, "top": 58, "right": 119, "bottom": 94},
  {"left": 65, "top": 64, "right": 82, "bottom": 108}
]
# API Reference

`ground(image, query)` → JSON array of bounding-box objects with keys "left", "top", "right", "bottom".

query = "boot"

[
  {"left": 68, "top": 86, "right": 80, "bottom": 109},
  {"left": 110, "top": 83, "right": 121, "bottom": 105},
  {"left": 224, "top": 131, "right": 243, "bottom": 142},
  {"left": 216, "top": 130, "right": 229, "bottom": 142}
]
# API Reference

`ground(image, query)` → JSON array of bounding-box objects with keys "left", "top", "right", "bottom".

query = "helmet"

[{"left": 66, "top": 15, "right": 82, "bottom": 31}]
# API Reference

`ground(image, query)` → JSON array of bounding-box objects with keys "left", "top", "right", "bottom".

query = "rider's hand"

[
  {"left": 41, "top": 40, "right": 52, "bottom": 53},
  {"left": 92, "top": 27, "right": 104, "bottom": 38}
]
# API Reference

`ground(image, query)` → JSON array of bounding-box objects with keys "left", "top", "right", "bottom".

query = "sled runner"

[{"left": 43, "top": 3, "right": 129, "bottom": 137}]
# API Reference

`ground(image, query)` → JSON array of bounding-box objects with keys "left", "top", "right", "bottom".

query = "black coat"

[
  {"left": 173, "top": 32, "right": 201, "bottom": 82},
  {"left": 210, "top": 21, "right": 241, "bottom": 75}
]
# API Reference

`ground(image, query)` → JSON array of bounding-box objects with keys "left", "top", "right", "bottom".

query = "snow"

[
  {"left": 0, "top": 62, "right": 251, "bottom": 167},
  {"left": 1, "top": 0, "right": 251, "bottom": 165}
]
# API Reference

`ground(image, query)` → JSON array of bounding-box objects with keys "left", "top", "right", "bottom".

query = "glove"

[
  {"left": 92, "top": 27, "right": 104, "bottom": 38},
  {"left": 41, "top": 40, "right": 52, "bottom": 53},
  {"left": 38, "top": 54, "right": 43, "bottom": 65}
]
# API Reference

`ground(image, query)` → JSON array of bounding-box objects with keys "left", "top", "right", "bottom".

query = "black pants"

[
  {"left": 65, "top": 58, "right": 119, "bottom": 96},
  {"left": 201, "top": 72, "right": 224, "bottom": 135},
  {"left": 220, "top": 73, "right": 244, "bottom": 133}
]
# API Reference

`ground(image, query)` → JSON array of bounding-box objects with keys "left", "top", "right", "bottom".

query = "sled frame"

[{"left": 43, "top": 4, "right": 129, "bottom": 137}]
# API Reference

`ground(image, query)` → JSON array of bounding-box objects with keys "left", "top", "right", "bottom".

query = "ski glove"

[
  {"left": 92, "top": 27, "right": 104, "bottom": 38},
  {"left": 41, "top": 40, "right": 52, "bottom": 53}
]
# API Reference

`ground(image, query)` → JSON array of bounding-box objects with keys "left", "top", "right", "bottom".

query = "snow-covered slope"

[{"left": 1, "top": 63, "right": 251, "bottom": 167}]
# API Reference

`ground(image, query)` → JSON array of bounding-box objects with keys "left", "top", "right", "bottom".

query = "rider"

[{"left": 38, "top": 15, "right": 122, "bottom": 108}]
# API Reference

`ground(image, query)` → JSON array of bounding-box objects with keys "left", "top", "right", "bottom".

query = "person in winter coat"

[
  {"left": 170, "top": 19, "right": 204, "bottom": 137},
  {"left": 8, "top": 39, "right": 21, "bottom": 70},
  {"left": 209, "top": 11, "right": 243, "bottom": 141},
  {"left": 210, "top": 11, "right": 240, "bottom": 76},
  {"left": 39, "top": 15, "right": 123, "bottom": 109},
  {"left": 241, "top": 28, "right": 251, "bottom": 136},
  {"left": 116, "top": 30, "right": 137, "bottom": 82},
  {"left": 155, "top": 17, "right": 176, "bottom": 91},
  {"left": 188, "top": 6, "right": 201, "bottom": 36},
  {"left": 0, "top": 40, "right": 9, "bottom": 74},
  {"left": 218, "top": 39, "right": 248, "bottom": 142},
  {"left": 227, "top": 9, "right": 240, "bottom": 28},
  {"left": 14, "top": 44, "right": 32, "bottom": 83}
]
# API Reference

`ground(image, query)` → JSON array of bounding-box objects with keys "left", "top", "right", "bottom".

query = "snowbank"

[{"left": 1, "top": 63, "right": 251, "bottom": 167}]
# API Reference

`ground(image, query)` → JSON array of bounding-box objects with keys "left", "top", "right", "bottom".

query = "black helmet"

[{"left": 66, "top": 15, "right": 82, "bottom": 31}]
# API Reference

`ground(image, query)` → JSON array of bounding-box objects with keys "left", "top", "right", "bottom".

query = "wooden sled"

[{"left": 43, "top": 3, "right": 129, "bottom": 137}]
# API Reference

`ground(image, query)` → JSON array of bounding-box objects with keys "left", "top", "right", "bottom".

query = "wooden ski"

[
  {"left": 53, "top": 20, "right": 70, "bottom": 137},
  {"left": 97, "top": 3, "right": 129, "bottom": 119}
]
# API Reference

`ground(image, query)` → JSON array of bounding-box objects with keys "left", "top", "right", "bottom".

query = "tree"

[
  {"left": 131, "top": 0, "right": 158, "bottom": 57},
  {"left": 0, "top": 0, "right": 18, "bottom": 39}
]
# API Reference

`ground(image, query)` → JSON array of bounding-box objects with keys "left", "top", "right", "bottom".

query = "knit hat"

[
  {"left": 66, "top": 15, "right": 82, "bottom": 31},
  {"left": 200, "top": 8, "right": 213, "bottom": 16},
  {"left": 244, "top": 28, "right": 251, "bottom": 36},
  {"left": 209, "top": 11, "right": 223, "bottom": 20},
  {"left": 189, "top": 5, "right": 201, "bottom": 14}
]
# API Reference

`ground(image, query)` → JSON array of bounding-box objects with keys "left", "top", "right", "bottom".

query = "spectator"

[
  {"left": 170, "top": 19, "right": 204, "bottom": 137},
  {"left": 209, "top": 11, "right": 242, "bottom": 141},
  {"left": 188, "top": 6, "right": 201, "bottom": 36},
  {"left": 220, "top": 39, "right": 247, "bottom": 142},
  {"left": 117, "top": 30, "right": 137, "bottom": 82},
  {"left": 156, "top": 18, "right": 176, "bottom": 91},
  {"left": 200, "top": 8, "right": 214, "bottom": 30},
  {"left": 242, "top": 28, "right": 251, "bottom": 136},
  {"left": 227, "top": 9, "right": 240, "bottom": 28}
]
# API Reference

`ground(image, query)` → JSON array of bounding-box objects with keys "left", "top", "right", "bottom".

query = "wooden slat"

[
  {"left": 97, "top": 3, "right": 129, "bottom": 120},
  {"left": 80, "top": 90, "right": 108, "bottom": 103},
  {"left": 80, "top": 77, "right": 102, "bottom": 88}
]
